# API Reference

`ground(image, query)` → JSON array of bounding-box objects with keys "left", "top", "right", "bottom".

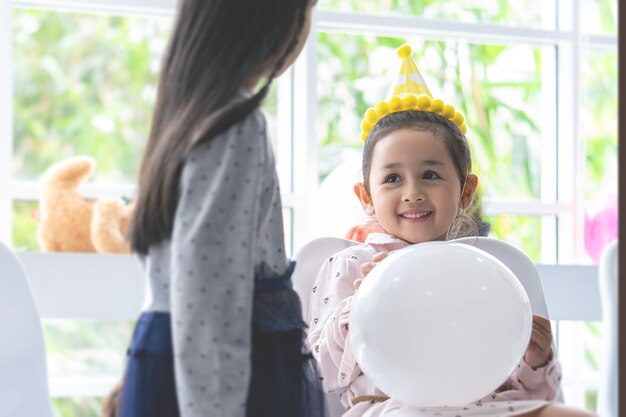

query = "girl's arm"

[
  {"left": 306, "top": 248, "right": 369, "bottom": 396},
  {"left": 508, "top": 314, "right": 562, "bottom": 400},
  {"left": 494, "top": 355, "right": 562, "bottom": 401},
  {"left": 170, "top": 112, "right": 265, "bottom": 417}
]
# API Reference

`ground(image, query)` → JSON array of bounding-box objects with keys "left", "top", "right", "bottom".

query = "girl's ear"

[
  {"left": 354, "top": 183, "right": 376, "bottom": 216},
  {"left": 460, "top": 174, "right": 479, "bottom": 209}
]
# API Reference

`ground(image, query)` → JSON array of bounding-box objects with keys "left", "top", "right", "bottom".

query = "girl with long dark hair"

[{"left": 118, "top": 1, "right": 324, "bottom": 416}]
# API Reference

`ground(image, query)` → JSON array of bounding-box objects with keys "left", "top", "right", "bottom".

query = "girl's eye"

[
  {"left": 423, "top": 171, "right": 441, "bottom": 180},
  {"left": 384, "top": 174, "right": 401, "bottom": 183}
]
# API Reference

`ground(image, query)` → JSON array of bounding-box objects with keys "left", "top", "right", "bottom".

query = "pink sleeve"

[
  {"left": 496, "top": 355, "right": 562, "bottom": 401},
  {"left": 306, "top": 248, "right": 367, "bottom": 394}
]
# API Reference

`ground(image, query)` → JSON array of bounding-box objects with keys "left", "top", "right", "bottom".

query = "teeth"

[{"left": 402, "top": 212, "right": 430, "bottom": 219}]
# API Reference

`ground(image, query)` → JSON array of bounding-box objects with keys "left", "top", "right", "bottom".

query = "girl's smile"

[{"left": 398, "top": 208, "right": 432, "bottom": 221}]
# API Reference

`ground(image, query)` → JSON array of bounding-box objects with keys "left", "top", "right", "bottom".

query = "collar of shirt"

[{"left": 364, "top": 233, "right": 412, "bottom": 252}]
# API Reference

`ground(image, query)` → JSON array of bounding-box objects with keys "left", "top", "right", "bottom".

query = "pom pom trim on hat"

[
  {"left": 359, "top": 93, "right": 468, "bottom": 141},
  {"left": 396, "top": 44, "right": 413, "bottom": 58}
]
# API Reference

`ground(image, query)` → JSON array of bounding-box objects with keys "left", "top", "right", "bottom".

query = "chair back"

[
  {"left": 292, "top": 237, "right": 359, "bottom": 326},
  {"left": 597, "top": 240, "right": 617, "bottom": 417},
  {"left": 452, "top": 236, "right": 549, "bottom": 317},
  {"left": 293, "top": 236, "right": 550, "bottom": 323},
  {"left": 0, "top": 242, "right": 55, "bottom": 417}
]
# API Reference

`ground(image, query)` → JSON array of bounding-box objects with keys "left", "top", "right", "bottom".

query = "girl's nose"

[
  {"left": 403, "top": 195, "right": 425, "bottom": 202},
  {"left": 402, "top": 186, "right": 425, "bottom": 202}
]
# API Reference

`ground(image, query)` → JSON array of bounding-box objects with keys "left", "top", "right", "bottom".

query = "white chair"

[
  {"left": 293, "top": 237, "right": 358, "bottom": 416},
  {"left": 292, "top": 236, "right": 557, "bottom": 416},
  {"left": 293, "top": 237, "right": 359, "bottom": 325},
  {"left": 0, "top": 241, "right": 55, "bottom": 417},
  {"left": 597, "top": 240, "right": 617, "bottom": 417},
  {"left": 452, "top": 236, "right": 550, "bottom": 317}
]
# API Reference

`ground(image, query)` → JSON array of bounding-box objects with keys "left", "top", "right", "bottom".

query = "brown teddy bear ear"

[
  {"left": 91, "top": 199, "right": 132, "bottom": 254},
  {"left": 40, "top": 156, "right": 96, "bottom": 189}
]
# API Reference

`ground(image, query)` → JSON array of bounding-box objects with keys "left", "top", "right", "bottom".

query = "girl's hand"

[
  {"left": 354, "top": 251, "right": 389, "bottom": 290},
  {"left": 524, "top": 314, "right": 554, "bottom": 368}
]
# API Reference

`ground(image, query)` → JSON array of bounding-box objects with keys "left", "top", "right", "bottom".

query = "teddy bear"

[{"left": 37, "top": 156, "right": 134, "bottom": 254}]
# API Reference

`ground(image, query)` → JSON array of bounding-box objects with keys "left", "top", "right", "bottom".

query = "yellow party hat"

[
  {"left": 360, "top": 44, "right": 467, "bottom": 142},
  {"left": 386, "top": 44, "right": 432, "bottom": 99}
]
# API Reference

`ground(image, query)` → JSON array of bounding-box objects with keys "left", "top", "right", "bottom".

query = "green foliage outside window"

[
  {"left": 13, "top": 9, "right": 170, "bottom": 182},
  {"left": 316, "top": 33, "right": 549, "bottom": 257},
  {"left": 582, "top": 51, "right": 617, "bottom": 200},
  {"left": 581, "top": 0, "right": 618, "bottom": 34},
  {"left": 11, "top": 9, "right": 278, "bottom": 252},
  {"left": 52, "top": 398, "right": 104, "bottom": 417},
  {"left": 12, "top": 201, "right": 38, "bottom": 251},
  {"left": 42, "top": 319, "right": 133, "bottom": 417}
]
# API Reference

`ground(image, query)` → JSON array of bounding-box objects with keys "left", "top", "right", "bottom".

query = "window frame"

[
  {"left": 3, "top": 1, "right": 617, "bottom": 253},
  {"left": 1, "top": 0, "right": 617, "bottom": 407}
]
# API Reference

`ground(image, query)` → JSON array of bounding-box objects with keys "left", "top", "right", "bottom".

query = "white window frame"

[{"left": 0, "top": 0, "right": 616, "bottom": 406}]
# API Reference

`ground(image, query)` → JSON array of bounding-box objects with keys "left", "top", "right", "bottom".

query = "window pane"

[
  {"left": 557, "top": 320, "right": 602, "bottom": 413},
  {"left": 580, "top": 0, "right": 617, "bottom": 35},
  {"left": 52, "top": 397, "right": 103, "bottom": 417},
  {"left": 317, "top": 34, "right": 554, "bottom": 201},
  {"left": 582, "top": 50, "right": 617, "bottom": 200},
  {"left": 484, "top": 214, "right": 556, "bottom": 263},
  {"left": 317, "top": 0, "right": 556, "bottom": 29},
  {"left": 12, "top": 9, "right": 279, "bottom": 187},
  {"left": 580, "top": 49, "right": 617, "bottom": 263},
  {"left": 12, "top": 200, "right": 39, "bottom": 251},
  {"left": 12, "top": 9, "right": 171, "bottom": 182},
  {"left": 44, "top": 319, "right": 132, "bottom": 378},
  {"left": 43, "top": 318, "right": 132, "bottom": 415}
]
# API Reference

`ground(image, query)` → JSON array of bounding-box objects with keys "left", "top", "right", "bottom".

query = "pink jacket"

[{"left": 306, "top": 233, "right": 562, "bottom": 416}]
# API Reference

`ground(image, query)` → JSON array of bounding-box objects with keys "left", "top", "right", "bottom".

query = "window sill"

[
  {"left": 18, "top": 252, "right": 144, "bottom": 320},
  {"left": 16, "top": 252, "right": 600, "bottom": 322}
]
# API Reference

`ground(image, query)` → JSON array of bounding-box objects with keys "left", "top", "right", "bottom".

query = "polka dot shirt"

[{"left": 140, "top": 108, "right": 290, "bottom": 417}]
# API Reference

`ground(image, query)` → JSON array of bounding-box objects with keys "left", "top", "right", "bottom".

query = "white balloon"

[{"left": 349, "top": 241, "right": 532, "bottom": 407}]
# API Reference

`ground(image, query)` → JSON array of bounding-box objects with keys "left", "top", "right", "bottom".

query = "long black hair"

[{"left": 130, "top": 0, "right": 311, "bottom": 255}]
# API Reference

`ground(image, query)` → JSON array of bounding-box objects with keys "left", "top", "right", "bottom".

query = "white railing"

[{"left": 18, "top": 252, "right": 600, "bottom": 321}]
